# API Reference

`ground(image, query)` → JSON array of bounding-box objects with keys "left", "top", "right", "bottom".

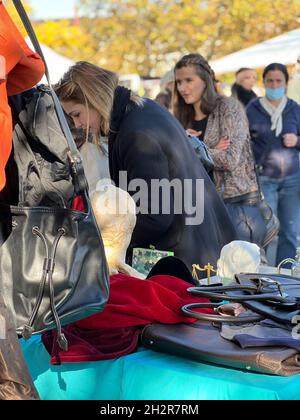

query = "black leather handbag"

[
  {"left": 0, "top": 195, "right": 109, "bottom": 348},
  {"left": 142, "top": 273, "right": 300, "bottom": 376},
  {"left": 251, "top": 136, "right": 280, "bottom": 249},
  {"left": 182, "top": 273, "right": 300, "bottom": 326},
  {"left": 256, "top": 185, "right": 280, "bottom": 249},
  {"left": 0, "top": 0, "right": 109, "bottom": 350},
  {"left": 142, "top": 321, "right": 300, "bottom": 376}
]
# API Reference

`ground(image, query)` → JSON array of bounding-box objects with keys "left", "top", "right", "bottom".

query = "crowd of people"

[
  {"left": 2, "top": 0, "right": 300, "bottom": 399},
  {"left": 57, "top": 54, "right": 300, "bottom": 269},
  {"left": 154, "top": 56, "right": 300, "bottom": 267}
]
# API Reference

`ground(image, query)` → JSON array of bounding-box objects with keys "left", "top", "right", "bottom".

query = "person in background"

[
  {"left": 173, "top": 53, "right": 268, "bottom": 248},
  {"left": 231, "top": 67, "right": 257, "bottom": 107},
  {"left": 55, "top": 61, "right": 237, "bottom": 274},
  {"left": 287, "top": 54, "right": 300, "bottom": 105},
  {"left": 247, "top": 62, "right": 300, "bottom": 267},
  {"left": 154, "top": 69, "right": 174, "bottom": 111}
]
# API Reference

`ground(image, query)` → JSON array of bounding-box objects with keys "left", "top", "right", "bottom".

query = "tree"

[
  {"left": 34, "top": 20, "right": 96, "bottom": 62},
  {"left": 78, "top": 0, "right": 300, "bottom": 75},
  {"left": 7, "top": 0, "right": 300, "bottom": 76}
]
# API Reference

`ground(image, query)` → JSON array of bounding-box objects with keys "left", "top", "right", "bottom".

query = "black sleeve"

[{"left": 118, "top": 129, "right": 175, "bottom": 247}]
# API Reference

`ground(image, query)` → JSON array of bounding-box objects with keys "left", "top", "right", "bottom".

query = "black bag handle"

[
  {"left": 181, "top": 302, "right": 263, "bottom": 324},
  {"left": 12, "top": 0, "right": 88, "bottom": 195},
  {"left": 187, "top": 285, "right": 289, "bottom": 304},
  {"left": 181, "top": 285, "right": 289, "bottom": 324}
]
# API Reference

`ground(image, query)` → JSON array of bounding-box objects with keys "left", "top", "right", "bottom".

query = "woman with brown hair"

[
  {"left": 55, "top": 61, "right": 237, "bottom": 274},
  {"left": 173, "top": 53, "right": 269, "bottom": 247}
]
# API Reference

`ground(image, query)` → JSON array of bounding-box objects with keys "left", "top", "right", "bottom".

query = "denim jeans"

[{"left": 260, "top": 172, "right": 300, "bottom": 266}]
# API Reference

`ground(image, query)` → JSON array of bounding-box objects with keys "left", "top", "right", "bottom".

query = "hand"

[
  {"left": 215, "top": 135, "right": 230, "bottom": 151},
  {"left": 282, "top": 133, "right": 298, "bottom": 148},
  {"left": 186, "top": 128, "right": 202, "bottom": 138}
]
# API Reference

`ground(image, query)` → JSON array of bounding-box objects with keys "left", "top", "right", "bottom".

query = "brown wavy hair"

[{"left": 173, "top": 54, "right": 219, "bottom": 129}]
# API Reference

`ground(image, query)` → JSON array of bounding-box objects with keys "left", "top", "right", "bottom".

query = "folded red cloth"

[
  {"left": 76, "top": 273, "right": 213, "bottom": 329},
  {"left": 42, "top": 274, "right": 212, "bottom": 364}
]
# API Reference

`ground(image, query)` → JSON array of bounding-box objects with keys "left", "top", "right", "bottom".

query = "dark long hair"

[
  {"left": 262, "top": 63, "right": 289, "bottom": 83},
  {"left": 173, "top": 53, "right": 219, "bottom": 129}
]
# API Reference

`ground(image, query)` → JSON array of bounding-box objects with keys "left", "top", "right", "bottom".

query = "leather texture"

[
  {"left": 142, "top": 321, "right": 300, "bottom": 376},
  {"left": 0, "top": 293, "right": 39, "bottom": 400},
  {"left": 235, "top": 273, "right": 300, "bottom": 325},
  {"left": 187, "top": 273, "right": 300, "bottom": 326},
  {"left": 0, "top": 196, "right": 109, "bottom": 338},
  {"left": 225, "top": 190, "right": 280, "bottom": 248}
]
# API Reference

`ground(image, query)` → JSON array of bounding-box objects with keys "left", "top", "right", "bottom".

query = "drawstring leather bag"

[
  {"left": 0, "top": 0, "right": 109, "bottom": 350},
  {"left": 0, "top": 192, "right": 109, "bottom": 349}
]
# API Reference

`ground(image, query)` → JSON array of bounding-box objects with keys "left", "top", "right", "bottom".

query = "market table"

[
  {"left": 21, "top": 334, "right": 300, "bottom": 400},
  {"left": 22, "top": 265, "right": 300, "bottom": 400}
]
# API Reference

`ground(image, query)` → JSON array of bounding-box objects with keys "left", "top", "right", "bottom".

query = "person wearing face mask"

[{"left": 247, "top": 62, "right": 300, "bottom": 267}]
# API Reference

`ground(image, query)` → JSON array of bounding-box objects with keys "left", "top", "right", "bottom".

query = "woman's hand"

[
  {"left": 282, "top": 133, "right": 298, "bottom": 148},
  {"left": 186, "top": 128, "right": 202, "bottom": 138},
  {"left": 214, "top": 135, "right": 230, "bottom": 151}
]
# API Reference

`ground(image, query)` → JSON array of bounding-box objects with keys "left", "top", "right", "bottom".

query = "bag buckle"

[{"left": 256, "top": 276, "right": 285, "bottom": 297}]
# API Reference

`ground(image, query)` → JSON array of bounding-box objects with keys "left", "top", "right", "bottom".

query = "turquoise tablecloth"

[{"left": 21, "top": 335, "right": 300, "bottom": 400}]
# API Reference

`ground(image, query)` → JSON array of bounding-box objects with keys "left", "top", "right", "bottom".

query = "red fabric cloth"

[
  {"left": 72, "top": 195, "right": 85, "bottom": 212},
  {"left": 42, "top": 326, "right": 141, "bottom": 365},
  {"left": 42, "top": 274, "right": 213, "bottom": 364},
  {"left": 0, "top": 1, "right": 45, "bottom": 191},
  {"left": 76, "top": 274, "right": 212, "bottom": 329}
]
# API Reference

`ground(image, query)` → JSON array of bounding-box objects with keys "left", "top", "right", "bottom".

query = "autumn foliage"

[{"left": 6, "top": 0, "right": 300, "bottom": 76}]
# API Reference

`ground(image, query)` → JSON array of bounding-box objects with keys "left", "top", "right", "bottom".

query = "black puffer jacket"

[{"left": 109, "top": 92, "right": 237, "bottom": 272}]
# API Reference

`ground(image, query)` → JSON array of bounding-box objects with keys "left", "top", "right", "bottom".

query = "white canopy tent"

[
  {"left": 26, "top": 37, "right": 74, "bottom": 84},
  {"left": 210, "top": 28, "right": 300, "bottom": 74}
]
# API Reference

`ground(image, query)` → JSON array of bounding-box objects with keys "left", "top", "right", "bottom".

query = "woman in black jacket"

[{"left": 55, "top": 61, "right": 236, "bottom": 275}]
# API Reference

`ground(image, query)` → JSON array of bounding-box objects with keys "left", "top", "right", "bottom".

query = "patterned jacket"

[{"left": 204, "top": 96, "right": 258, "bottom": 199}]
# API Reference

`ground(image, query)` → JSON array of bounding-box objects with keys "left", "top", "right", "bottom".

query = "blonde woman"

[{"left": 55, "top": 61, "right": 236, "bottom": 274}]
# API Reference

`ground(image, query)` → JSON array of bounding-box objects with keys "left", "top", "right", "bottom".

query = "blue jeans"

[{"left": 260, "top": 172, "right": 300, "bottom": 266}]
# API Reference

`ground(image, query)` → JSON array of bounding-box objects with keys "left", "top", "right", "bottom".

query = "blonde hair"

[
  {"left": 173, "top": 54, "right": 219, "bottom": 129},
  {"left": 55, "top": 61, "right": 143, "bottom": 136}
]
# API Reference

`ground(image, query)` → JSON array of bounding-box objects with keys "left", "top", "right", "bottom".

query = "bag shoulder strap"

[{"left": 12, "top": 0, "right": 88, "bottom": 195}]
